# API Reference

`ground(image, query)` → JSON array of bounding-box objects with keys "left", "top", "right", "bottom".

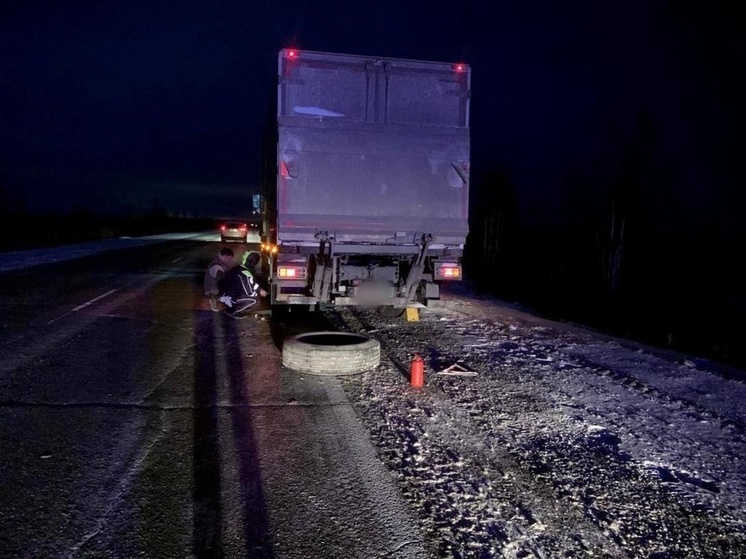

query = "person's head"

[
  {"left": 219, "top": 247, "right": 234, "bottom": 264},
  {"left": 242, "top": 250, "right": 260, "bottom": 269}
]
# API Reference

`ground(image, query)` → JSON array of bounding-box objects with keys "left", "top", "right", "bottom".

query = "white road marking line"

[
  {"left": 171, "top": 257, "right": 183, "bottom": 263},
  {"left": 72, "top": 289, "right": 118, "bottom": 312},
  {"left": 44, "top": 276, "right": 154, "bottom": 326}
]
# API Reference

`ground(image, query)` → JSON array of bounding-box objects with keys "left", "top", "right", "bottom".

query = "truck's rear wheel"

[{"left": 282, "top": 332, "right": 380, "bottom": 375}]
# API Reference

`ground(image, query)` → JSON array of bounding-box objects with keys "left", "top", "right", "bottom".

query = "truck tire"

[{"left": 282, "top": 332, "right": 380, "bottom": 375}]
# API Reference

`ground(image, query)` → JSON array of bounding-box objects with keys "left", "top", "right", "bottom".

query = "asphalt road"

[{"left": 0, "top": 239, "right": 427, "bottom": 558}]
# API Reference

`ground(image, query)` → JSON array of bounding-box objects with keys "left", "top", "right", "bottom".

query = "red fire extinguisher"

[{"left": 410, "top": 354, "right": 424, "bottom": 387}]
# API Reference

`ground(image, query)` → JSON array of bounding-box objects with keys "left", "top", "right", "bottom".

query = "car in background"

[{"left": 220, "top": 222, "right": 249, "bottom": 243}]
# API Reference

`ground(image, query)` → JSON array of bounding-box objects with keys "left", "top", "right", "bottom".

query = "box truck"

[{"left": 261, "top": 49, "right": 470, "bottom": 311}]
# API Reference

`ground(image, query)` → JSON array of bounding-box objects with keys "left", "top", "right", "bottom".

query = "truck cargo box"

[
  {"left": 272, "top": 49, "right": 470, "bottom": 248},
  {"left": 262, "top": 49, "right": 471, "bottom": 308}
]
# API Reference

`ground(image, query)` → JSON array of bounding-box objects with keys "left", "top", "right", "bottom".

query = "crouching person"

[
  {"left": 204, "top": 247, "right": 235, "bottom": 311},
  {"left": 219, "top": 251, "right": 268, "bottom": 318}
]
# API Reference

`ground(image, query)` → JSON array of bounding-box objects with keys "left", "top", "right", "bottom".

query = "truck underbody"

[{"left": 269, "top": 235, "right": 462, "bottom": 308}]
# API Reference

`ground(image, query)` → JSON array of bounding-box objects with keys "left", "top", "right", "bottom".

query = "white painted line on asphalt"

[
  {"left": 171, "top": 257, "right": 183, "bottom": 263},
  {"left": 44, "top": 277, "right": 152, "bottom": 327},
  {"left": 72, "top": 289, "right": 118, "bottom": 312}
]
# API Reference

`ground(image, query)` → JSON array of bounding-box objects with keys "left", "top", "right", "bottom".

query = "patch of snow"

[{"left": 333, "top": 299, "right": 746, "bottom": 557}]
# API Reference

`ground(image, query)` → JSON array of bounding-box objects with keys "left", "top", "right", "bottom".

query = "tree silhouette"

[
  {"left": 597, "top": 110, "right": 654, "bottom": 294},
  {"left": 468, "top": 167, "right": 516, "bottom": 292}
]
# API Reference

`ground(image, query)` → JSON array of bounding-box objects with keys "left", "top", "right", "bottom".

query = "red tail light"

[
  {"left": 454, "top": 63, "right": 467, "bottom": 73},
  {"left": 220, "top": 225, "right": 226, "bottom": 231},
  {"left": 277, "top": 266, "right": 307, "bottom": 280},
  {"left": 434, "top": 263, "right": 462, "bottom": 280}
]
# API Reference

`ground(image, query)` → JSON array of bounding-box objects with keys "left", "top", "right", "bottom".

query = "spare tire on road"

[{"left": 282, "top": 332, "right": 380, "bottom": 375}]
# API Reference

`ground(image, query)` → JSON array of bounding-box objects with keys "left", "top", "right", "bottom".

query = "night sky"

[{"left": 1, "top": 1, "right": 742, "bottom": 231}]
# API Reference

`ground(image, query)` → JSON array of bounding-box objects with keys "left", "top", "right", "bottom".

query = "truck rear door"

[{"left": 277, "top": 49, "right": 470, "bottom": 245}]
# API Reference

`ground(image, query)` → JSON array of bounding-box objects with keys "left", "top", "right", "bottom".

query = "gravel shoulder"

[{"left": 330, "top": 289, "right": 746, "bottom": 558}]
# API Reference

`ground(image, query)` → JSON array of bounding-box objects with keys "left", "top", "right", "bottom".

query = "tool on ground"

[{"left": 436, "top": 363, "right": 477, "bottom": 376}]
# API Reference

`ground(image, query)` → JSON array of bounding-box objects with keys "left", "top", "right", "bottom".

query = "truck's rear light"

[
  {"left": 285, "top": 49, "right": 299, "bottom": 59},
  {"left": 454, "top": 63, "right": 467, "bottom": 73},
  {"left": 278, "top": 266, "right": 307, "bottom": 280},
  {"left": 435, "top": 263, "right": 462, "bottom": 279}
]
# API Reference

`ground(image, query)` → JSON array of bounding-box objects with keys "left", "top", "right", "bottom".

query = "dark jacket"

[
  {"left": 204, "top": 257, "right": 230, "bottom": 296},
  {"left": 219, "top": 265, "right": 261, "bottom": 313}
]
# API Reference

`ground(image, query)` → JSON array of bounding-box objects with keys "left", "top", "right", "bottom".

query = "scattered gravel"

[{"left": 326, "top": 294, "right": 746, "bottom": 558}]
